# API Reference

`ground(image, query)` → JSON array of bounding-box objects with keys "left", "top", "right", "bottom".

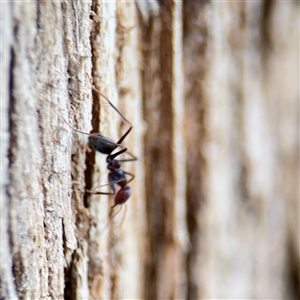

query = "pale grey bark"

[
  {"left": 1, "top": 3, "right": 17, "bottom": 299},
  {"left": 1, "top": 1, "right": 92, "bottom": 298},
  {"left": 1, "top": 1, "right": 299, "bottom": 299}
]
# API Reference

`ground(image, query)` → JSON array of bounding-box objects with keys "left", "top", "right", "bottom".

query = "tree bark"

[
  {"left": 183, "top": 1, "right": 299, "bottom": 298},
  {"left": 1, "top": 0, "right": 299, "bottom": 299}
]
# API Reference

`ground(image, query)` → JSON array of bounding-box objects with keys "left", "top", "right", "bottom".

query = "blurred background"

[{"left": 141, "top": 1, "right": 299, "bottom": 299}]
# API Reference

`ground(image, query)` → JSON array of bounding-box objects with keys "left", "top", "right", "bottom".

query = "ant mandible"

[{"left": 64, "top": 85, "right": 137, "bottom": 207}]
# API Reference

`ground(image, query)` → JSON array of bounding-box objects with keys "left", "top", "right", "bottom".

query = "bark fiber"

[{"left": 1, "top": 0, "right": 299, "bottom": 299}]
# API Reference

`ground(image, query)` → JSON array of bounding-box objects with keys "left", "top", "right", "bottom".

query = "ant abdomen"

[
  {"left": 113, "top": 187, "right": 131, "bottom": 207},
  {"left": 88, "top": 133, "right": 117, "bottom": 154}
]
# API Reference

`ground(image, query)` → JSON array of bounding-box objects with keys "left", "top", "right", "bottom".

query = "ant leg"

[
  {"left": 109, "top": 148, "right": 137, "bottom": 163},
  {"left": 124, "top": 171, "right": 135, "bottom": 184},
  {"left": 86, "top": 175, "right": 127, "bottom": 195},
  {"left": 86, "top": 176, "right": 116, "bottom": 195},
  {"left": 109, "top": 204, "right": 123, "bottom": 219},
  {"left": 86, "top": 183, "right": 115, "bottom": 195},
  {"left": 86, "top": 190, "right": 115, "bottom": 196},
  {"left": 116, "top": 150, "right": 137, "bottom": 163},
  {"left": 97, "top": 205, "right": 123, "bottom": 238},
  {"left": 116, "top": 126, "right": 132, "bottom": 145},
  {"left": 116, "top": 203, "right": 127, "bottom": 228},
  {"left": 109, "top": 148, "right": 128, "bottom": 160}
]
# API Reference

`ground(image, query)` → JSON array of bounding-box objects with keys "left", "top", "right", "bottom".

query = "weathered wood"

[
  {"left": 1, "top": 0, "right": 299, "bottom": 299},
  {"left": 1, "top": 1, "right": 92, "bottom": 298},
  {"left": 141, "top": 1, "right": 187, "bottom": 299},
  {"left": 1, "top": 2, "right": 17, "bottom": 299},
  {"left": 183, "top": 1, "right": 299, "bottom": 299}
]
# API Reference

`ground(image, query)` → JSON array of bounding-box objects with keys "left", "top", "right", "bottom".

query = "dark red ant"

[{"left": 64, "top": 87, "right": 136, "bottom": 207}]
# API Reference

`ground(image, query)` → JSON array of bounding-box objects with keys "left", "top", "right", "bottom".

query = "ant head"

[
  {"left": 89, "top": 134, "right": 117, "bottom": 155},
  {"left": 113, "top": 186, "right": 131, "bottom": 207}
]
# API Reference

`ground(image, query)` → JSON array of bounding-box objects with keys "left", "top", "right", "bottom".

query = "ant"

[{"left": 64, "top": 86, "right": 137, "bottom": 208}]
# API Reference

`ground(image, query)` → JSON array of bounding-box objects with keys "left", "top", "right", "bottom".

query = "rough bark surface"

[{"left": 1, "top": 0, "right": 299, "bottom": 299}]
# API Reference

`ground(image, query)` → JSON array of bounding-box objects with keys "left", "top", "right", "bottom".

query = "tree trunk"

[{"left": 1, "top": 0, "right": 299, "bottom": 299}]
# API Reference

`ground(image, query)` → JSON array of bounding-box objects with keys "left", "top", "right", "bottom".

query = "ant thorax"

[{"left": 107, "top": 158, "right": 122, "bottom": 168}]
